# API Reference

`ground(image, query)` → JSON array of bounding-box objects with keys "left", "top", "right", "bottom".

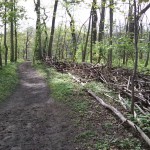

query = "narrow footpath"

[{"left": 0, "top": 62, "right": 76, "bottom": 150}]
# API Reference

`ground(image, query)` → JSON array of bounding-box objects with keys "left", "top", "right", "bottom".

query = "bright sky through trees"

[{"left": 11, "top": 0, "right": 150, "bottom": 31}]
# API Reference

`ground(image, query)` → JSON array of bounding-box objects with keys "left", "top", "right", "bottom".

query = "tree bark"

[
  {"left": 145, "top": 31, "right": 150, "bottom": 67},
  {"left": 25, "top": 30, "right": 29, "bottom": 60},
  {"left": 128, "top": 2, "right": 150, "bottom": 41},
  {"left": 131, "top": 0, "right": 139, "bottom": 116},
  {"left": 4, "top": 0, "right": 8, "bottom": 65},
  {"left": 10, "top": 0, "right": 14, "bottom": 62},
  {"left": 0, "top": 42, "right": 2, "bottom": 69},
  {"left": 34, "top": 0, "right": 42, "bottom": 61},
  {"left": 66, "top": 7, "right": 77, "bottom": 62},
  {"left": 107, "top": 0, "right": 113, "bottom": 68},
  {"left": 82, "top": 12, "right": 92, "bottom": 62},
  {"left": 98, "top": 0, "right": 106, "bottom": 63},
  {"left": 14, "top": 0, "right": 17, "bottom": 62},
  {"left": 48, "top": 0, "right": 58, "bottom": 58},
  {"left": 91, "top": 0, "right": 98, "bottom": 44}
]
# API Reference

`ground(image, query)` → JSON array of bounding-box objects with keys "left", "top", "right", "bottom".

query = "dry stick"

[
  {"left": 87, "top": 90, "right": 150, "bottom": 146},
  {"left": 135, "top": 103, "right": 147, "bottom": 115},
  {"left": 68, "top": 73, "right": 150, "bottom": 147}
]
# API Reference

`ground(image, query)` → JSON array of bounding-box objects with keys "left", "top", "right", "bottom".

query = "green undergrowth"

[
  {"left": 0, "top": 63, "right": 19, "bottom": 102},
  {"left": 35, "top": 63, "right": 147, "bottom": 150},
  {"left": 35, "top": 63, "right": 89, "bottom": 113}
]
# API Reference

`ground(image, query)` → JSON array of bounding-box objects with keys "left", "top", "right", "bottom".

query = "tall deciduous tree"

[
  {"left": 0, "top": 36, "right": 2, "bottom": 69},
  {"left": 131, "top": 0, "right": 139, "bottom": 116},
  {"left": 82, "top": 12, "right": 92, "bottom": 62},
  {"left": 48, "top": 0, "right": 58, "bottom": 59},
  {"left": 10, "top": 0, "right": 14, "bottom": 62},
  {"left": 98, "top": 0, "right": 106, "bottom": 63},
  {"left": 41, "top": 7, "right": 48, "bottom": 57},
  {"left": 65, "top": 6, "right": 77, "bottom": 61},
  {"left": 107, "top": 0, "right": 114, "bottom": 68},
  {"left": 91, "top": 0, "right": 97, "bottom": 44},
  {"left": 14, "top": 0, "right": 18, "bottom": 62},
  {"left": 34, "top": 0, "right": 42, "bottom": 61},
  {"left": 145, "top": 30, "right": 150, "bottom": 67},
  {"left": 128, "top": 1, "right": 150, "bottom": 41},
  {"left": 4, "top": 0, "right": 8, "bottom": 65}
]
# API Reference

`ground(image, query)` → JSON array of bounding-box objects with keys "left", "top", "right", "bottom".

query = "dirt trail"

[{"left": 0, "top": 62, "right": 76, "bottom": 150}]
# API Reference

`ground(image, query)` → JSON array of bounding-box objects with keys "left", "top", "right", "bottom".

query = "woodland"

[{"left": 0, "top": 0, "right": 150, "bottom": 149}]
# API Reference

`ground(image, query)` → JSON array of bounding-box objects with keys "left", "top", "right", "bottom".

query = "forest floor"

[{"left": 0, "top": 62, "right": 148, "bottom": 150}]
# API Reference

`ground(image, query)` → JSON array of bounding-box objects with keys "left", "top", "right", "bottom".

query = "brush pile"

[{"left": 45, "top": 60, "right": 150, "bottom": 114}]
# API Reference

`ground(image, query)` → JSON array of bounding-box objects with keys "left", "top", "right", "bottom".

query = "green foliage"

[
  {"left": 95, "top": 141, "right": 109, "bottom": 150},
  {"left": 49, "top": 68, "right": 74, "bottom": 101},
  {"left": 115, "top": 138, "right": 141, "bottom": 150},
  {"left": 0, "top": 63, "right": 19, "bottom": 102},
  {"left": 35, "top": 64, "right": 90, "bottom": 114},
  {"left": 76, "top": 130, "right": 97, "bottom": 141}
]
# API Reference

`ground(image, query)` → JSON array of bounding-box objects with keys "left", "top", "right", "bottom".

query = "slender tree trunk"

[
  {"left": 48, "top": 0, "right": 58, "bottom": 58},
  {"left": 91, "top": 0, "right": 97, "bottom": 44},
  {"left": 14, "top": 0, "right": 18, "bottom": 62},
  {"left": 82, "top": 11, "right": 92, "bottom": 62},
  {"left": 56, "top": 24, "right": 62, "bottom": 60},
  {"left": 0, "top": 42, "right": 2, "bottom": 69},
  {"left": 128, "top": 2, "right": 150, "bottom": 41},
  {"left": 25, "top": 30, "right": 29, "bottom": 60},
  {"left": 107, "top": 0, "right": 113, "bottom": 68},
  {"left": 63, "top": 23, "right": 67, "bottom": 60},
  {"left": 14, "top": 24, "right": 18, "bottom": 62},
  {"left": 34, "top": 0, "right": 42, "bottom": 61},
  {"left": 4, "top": 0, "right": 8, "bottom": 65},
  {"left": 41, "top": 7, "right": 48, "bottom": 58},
  {"left": 90, "top": 22, "right": 93, "bottom": 63},
  {"left": 131, "top": 0, "right": 139, "bottom": 116},
  {"left": 145, "top": 31, "right": 150, "bottom": 67},
  {"left": 98, "top": 0, "right": 106, "bottom": 63},
  {"left": 66, "top": 7, "right": 77, "bottom": 62},
  {"left": 43, "top": 24, "right": 48, "bottom": 57},
  {"left": 139, "top": 21, "right": 143, "bottom": 59},
  {"left": 10, "top": 0, "right": 14, "bottom": 62}
]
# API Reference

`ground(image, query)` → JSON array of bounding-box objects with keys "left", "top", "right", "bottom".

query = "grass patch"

[
  {"left": 76, "top": 130, "right": 97, "bottom": 142},
  {"left": 35, "top": 63, "right": 146, "bottom": 150},
  {"left": 0, "top": 63, "right": 19, "bottom": 102},
  {"left": 35, "top": 64, "right": 89, "bottom": 112}
]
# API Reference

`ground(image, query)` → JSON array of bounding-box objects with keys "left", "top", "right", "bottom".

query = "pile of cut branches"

[{"left": 45, "top": 60, "right": 150, "bottom": 115}]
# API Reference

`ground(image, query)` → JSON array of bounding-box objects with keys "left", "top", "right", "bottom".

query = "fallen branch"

[
  {"left": 69, "top": 73, "right": 150, "bottom": 147},
  {"left": 87, "top": 90, "right": 150, "bottom": 147}
]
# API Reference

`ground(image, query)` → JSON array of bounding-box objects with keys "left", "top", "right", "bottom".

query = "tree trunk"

[
  {"left": 48, "top": 0, "right": 58, "bottom": 58},
  {"left": 10, "top": 0, "right": 14, "bottom": 62},
  {"left": 107, "top": 0, "right": 113, "bottom": 68},
  {"left": 145, "top": 31, "right": 150, "bottom": 67},
  {"left": 56, "top": 24, "right": 62, "bottom": 60},
  {"left": 131, "top": 0, "right": 139, "bottom": 116},
  {"left": 98, "top": 0, "right": 106, "bottom": 63},
  {"left": 128, "top": 2, "right": 150, "bottom": 41},
  {"left": 91, "top": 0, "right": 97, "bottom": 44},
  {"left": 41, "top": 7, "right": 48, "bottom": 58},
  {"left": 25, "top": 30, "right": 29, "bottom": 60},
  {"left": 63, "top": 23, "right": 67, "bottom": 60},
  {"left": 4, "top": 0, "right": 8, "bottom": 65},
  {"left": 90, "top": 23, "right": 93, "bottom": 63},
  {"left": 66, "top": 7, "right": 77, "bottom": 62},
  {"left": 34, "top": 0, "right": 42, "bottom": 61},
  {"left": 14, "top": 0, "right": 17, "bottom": 62},
  {"left": 0, "top": 42, "right": 2, "bottom": 69},
  {"left": 82, "top": 12, "right": 92, "bottom": 62}
]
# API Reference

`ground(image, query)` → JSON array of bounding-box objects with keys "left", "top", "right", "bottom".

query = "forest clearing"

[{"left": 0, "top": 0, "right": 150, "bottom": 149}]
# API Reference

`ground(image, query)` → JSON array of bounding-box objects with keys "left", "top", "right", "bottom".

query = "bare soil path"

[{"left": 0, "top": 62, "right": 76, "bottom": 150}]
